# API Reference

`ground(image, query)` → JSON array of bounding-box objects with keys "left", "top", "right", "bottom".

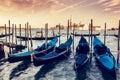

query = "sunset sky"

[{"left": 0, "top": 0, "right": 120, "bottom": 28}]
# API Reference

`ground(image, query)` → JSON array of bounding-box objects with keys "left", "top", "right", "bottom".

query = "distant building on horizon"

[
  {"left": 92, "top": 26, "right": 101, "bottom": 30},
  {"left": 108, "top": 27, "right": 118, "bottom": 31}
]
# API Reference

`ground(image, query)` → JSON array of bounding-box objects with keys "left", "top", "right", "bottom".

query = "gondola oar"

[{"left": 104, "top": 22, "right": 106, "bottom": 45}]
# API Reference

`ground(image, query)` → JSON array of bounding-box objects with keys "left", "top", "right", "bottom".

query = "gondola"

[
  {"left": 33, "top": 36, "right": 73, "bottom": 66},
  {"left": 74, "top": 36, "right": 90, "bottom": 70},
  {"left": 93, "top": 36, "right": 118, "bottom": 78},
  {"left": 16, "top": 35, "right": 60, "bottom": 40},
  {"left": 0, "top": 33, "right": 13, "bottom": 38},
  {"left": 8, "top": 36, "right": 58, "bottom": 63},
  {"left": 71, "top": 32, "right": 100, "bottom": 36}
]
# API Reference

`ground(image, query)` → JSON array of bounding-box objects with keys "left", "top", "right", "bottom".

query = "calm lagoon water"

[{"left": 0, "top": 30, "right": 120, "bottom": 80}]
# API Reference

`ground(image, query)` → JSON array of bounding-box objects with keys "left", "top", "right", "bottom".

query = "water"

[{"left": 0, "top": 30, "right": 120, "bottom": 80}]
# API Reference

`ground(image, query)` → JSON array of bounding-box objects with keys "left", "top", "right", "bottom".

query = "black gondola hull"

[
  {"left": 8, "top": 46, "right": 55, "bottom": 63},
  {"left": 0, "top": 33, "right": 13, "bottom": 38},
  {"left": 33, "top": 49, "right": 71, "bottom": 66},
  {"left": 8, "top": 55, "right": 31, "bottom": 63},
  {"left": 16, "top": 35, "right": 60, "bottom": 40},
  {"left": 95, "top": 57, "right": 116, "bottom": 80},
  {"left": 71, "top": 33, "right": 100, "bottom": 36}
]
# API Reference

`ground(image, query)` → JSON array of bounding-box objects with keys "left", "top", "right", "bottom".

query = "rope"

[{"left": 30, "top": 47, "right": 34, "bottom": 62}]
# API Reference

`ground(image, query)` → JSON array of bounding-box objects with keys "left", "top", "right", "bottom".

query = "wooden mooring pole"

[
  {"left": 90, "top": 19, "right": 93, "bottom": 62},
  {"left": 104, "top": 22, "right": 106, "bottom": 45},
  {"left": 117, "top": 20, "right": 120, "bottom": 67},
  {"left": 67, "top": 20, "right": 70, "bottom": 52},
  {"left": 5, "top": 24, "right": 7, "bottom": 42},
  {"left": 59, "top": 24, "right": 61, "bottom": 46},
  {"left": 73, "top": 23, "right": 75, "bottom": 52},
  {"left": 52, "top": 28, "right": 55, "bottom": 36},
  {"left": 12, "top": 24, "right": 14, "bottom": 51},
  {"left": 15, "top": 24, "right": 17, "bottom": 45},
  {"left": 19, "top": 24, "right": 22, "bottom": 46},
  {"left": 41, "top": 28, "right": 43, "bottom": 37},
  {"left": 25, "top": 24, "right": 27, "bottom": 46},
  {"left": 88, "top": 24, "right": 90, "bottom": 44},
  {"left": 67, "top": 20, "right": 70, "bottom": 41},
  {"left": 8, "top": 20, "right": 11, "bottom": 54},
  {"left": 45, "top": 23, "right": 48, "bottom": 51},
  {"left": 27, "top": 22, "right": 29, "bottom": 51},
  {"left": 29, "top": 25, "right": 33, "bottom": 48}
]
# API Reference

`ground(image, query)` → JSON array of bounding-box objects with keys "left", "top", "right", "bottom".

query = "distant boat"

[
  {"left": 74, "top": 36, "right": 90, "bottom": 70},
  {"left": 71, "top": 32, "right": 100, "bottom": 36},
  {"left": 103, "top": 34, "right": 115, "bottom": 36},
  {"left": 16, "top": 35, "right": 60, "bottom": 40},
  {"left": 93, "top": 36, "right": 118, "bottom": 79},
  {"left": 0, "top": 33, "right": 13, "bottom": 38},
  {"left": 8, "top": 36, "right": 58, "bottom": 63},
  {"left": 33, "top": 36, "right": 73, "bottom": 66},
  {"left": 114, "top": 34, "right": 118, "bottom": 38}
]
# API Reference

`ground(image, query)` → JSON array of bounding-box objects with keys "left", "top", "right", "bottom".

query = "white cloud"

[{"left": 97, "top": 0, "right": 108, "bottom": 4}]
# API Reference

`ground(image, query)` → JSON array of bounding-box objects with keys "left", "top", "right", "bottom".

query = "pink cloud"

[
  {"left": 98, "top": 0, "right": 120, "bottom": 13},
  {"left": 0, "top": 0, "right": 65, "bottom": 13}
]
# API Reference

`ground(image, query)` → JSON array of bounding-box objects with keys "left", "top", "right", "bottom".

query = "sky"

[{"left": 0, "top": 0, "right": 120, "bottom": 29}]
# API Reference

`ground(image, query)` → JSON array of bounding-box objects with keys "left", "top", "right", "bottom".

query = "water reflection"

[
  {"left": 34, "top": 59, "right": 68, "bottom": 80},
  {"left": 75, "top": 63, "right": 90, "bottom": 80},
  {"left": 95, "top": 60, "right": 116, "bottom": 80},
  {"left": 9, "top": 60, "right": 31, "bottom": 80}
]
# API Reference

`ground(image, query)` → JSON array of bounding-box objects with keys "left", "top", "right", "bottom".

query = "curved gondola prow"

[{"left": 66, "top": 35, "right": 72, "bottom": 52}]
